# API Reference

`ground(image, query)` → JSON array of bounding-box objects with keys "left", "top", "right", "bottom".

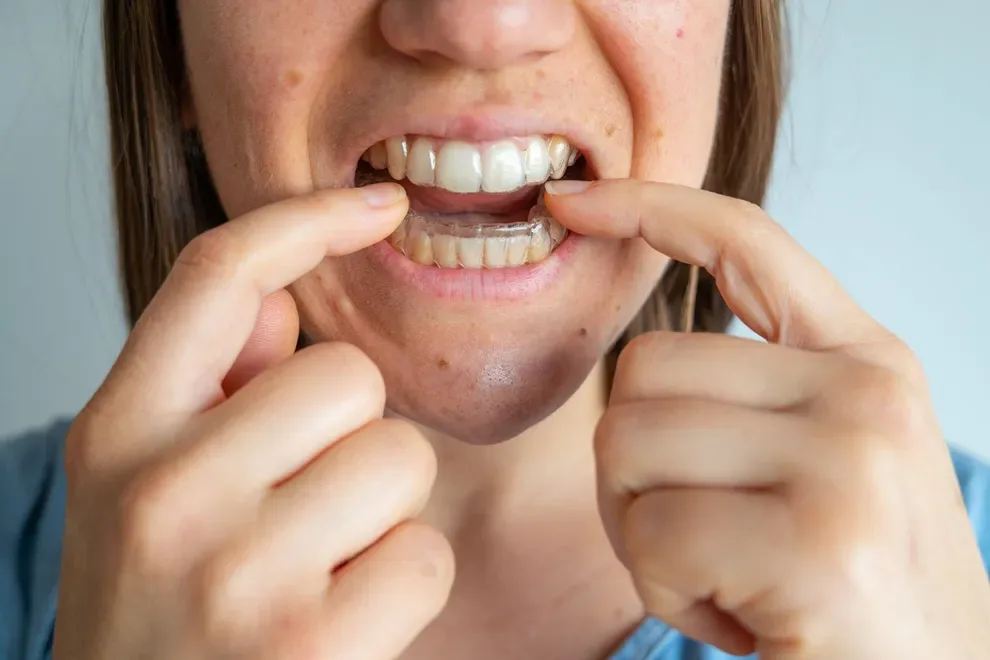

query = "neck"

[
  {"left": 406, "top": 359, "right": 647, "bottom": 645},
  {"left": 417, "top": 359, "right": 610, "bottom": 539}
]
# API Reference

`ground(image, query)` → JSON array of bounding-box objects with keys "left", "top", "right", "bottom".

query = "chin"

[
  {"left": 378, "top": 335, "right": 606, "bottom": 445},
  {"left": 294, "top": 245, "right": 661, "bottom": 447}
]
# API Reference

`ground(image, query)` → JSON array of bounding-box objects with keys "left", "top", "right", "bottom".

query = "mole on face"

[
  {"left": 283, "top": 69, "right": 304, "bottom": 88},
  {"left": 437, "top": 358, "right": 450, "bottom": 371},
  {"left": 579, "top": 328, "right": 589, "bottom": 338},
  {"left": 605, "top": 123, "right": 617, "bottom": 137}
]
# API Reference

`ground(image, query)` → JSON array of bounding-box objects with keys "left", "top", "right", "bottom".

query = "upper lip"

[{"left": 345, "top": 108, "right": 603, "bottom": 186}]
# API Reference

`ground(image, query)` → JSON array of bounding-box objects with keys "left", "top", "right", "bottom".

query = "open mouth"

[{"left": 355, "top": 135, "right": 589, "bottom": 269}]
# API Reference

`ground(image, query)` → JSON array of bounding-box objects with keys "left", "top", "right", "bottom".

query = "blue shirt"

[{"left": 3, "top": 420, "right": 990, "bottom": 659}]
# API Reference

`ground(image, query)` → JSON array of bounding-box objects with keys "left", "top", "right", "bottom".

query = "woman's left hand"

[{"left": 545, "top": 180, "right": 990, "bottom": 659}]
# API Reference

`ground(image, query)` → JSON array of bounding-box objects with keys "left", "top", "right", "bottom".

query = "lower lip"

[{"left": 364, "top": 232, "right": 581, "bottom": 302}]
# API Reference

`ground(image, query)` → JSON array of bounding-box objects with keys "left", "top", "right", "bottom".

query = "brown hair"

[{"left": 103, "top": 0, "right": 786, "bottom": 345}]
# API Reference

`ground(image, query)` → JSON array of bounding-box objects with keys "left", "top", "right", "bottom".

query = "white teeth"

[
  {"left": 483, "top": 237, "right": 508, "bottom": 268},
  {"left": 369, "top": 142, "right": 388, "bottom": 170},
  {"left": 361, "top": 135, "right": 576, "bottom": 270},
  {"left": 385, "top": 137, "right": 408, "bottom": 181},
  {"left": 528, "top": 229, "right": 551, "bottom": 262},
  {"left": 365, "top": 135, "right": 578, "bottom": 194},
  {"left": 482, "top": 141, "right": 527, "bottom": 193},
  {"left": 524, "top": 137, "right": 551, "bottom": 184},
  {"left": 505, "top": 235, "right": 530, "bottom": 266},
  {"left": 458, "top": 237, "right": 486, "bottom": 269},
  {"left": 547, "top": 136, "right": 570, "bottom": 180},
  {"left": 407, "top": 229, "right": 433, "bottom": 266},
  {"left": 436, "top": 141, "right": 483, "bottom": 193},
  {"left": 406, "top": 140, "right": 437, "bottom": 187},
  {"left": 431, "top": 234, "right": 459, "bottom": 268},
  {"left": 387, "top": 215, "right": 568, "bottom": 269}
]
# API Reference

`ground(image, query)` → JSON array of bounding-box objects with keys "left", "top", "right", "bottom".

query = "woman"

[{"left": 2, "top": 0, "right": 989, "bottom": 658}]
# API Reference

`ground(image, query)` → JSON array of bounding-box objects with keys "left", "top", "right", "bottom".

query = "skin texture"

[
  {"left": 55, "top": 187, "right": 458, "bottom": 659},
  {"left": 51, "top": 1, "right": 990, "bottom": 659},
  {"left": 176, "top": 0, "right": 729, "bottom": 443},
  {"left": 545, "top": 180, "right": 990, "bottom": 657}
]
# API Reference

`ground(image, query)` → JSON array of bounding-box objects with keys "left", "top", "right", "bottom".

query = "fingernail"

[
  {"left": 360, "top": 182, "right": 406, "bottom": 208},
  {"left": 544, "top": 180, "right": 594, "bottom": 196}
]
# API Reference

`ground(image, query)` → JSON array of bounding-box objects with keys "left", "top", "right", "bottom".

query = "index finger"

[
  {"left": 102, "top": 183, "right": 408, "bottom": 423},
  {"left": 544, "top": 179, "right": 888, "bottom": 351}
]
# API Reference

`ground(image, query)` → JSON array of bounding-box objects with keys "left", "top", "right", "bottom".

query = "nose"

[{"left": 379, "top": 0, "right": 576, "bottom": 70}]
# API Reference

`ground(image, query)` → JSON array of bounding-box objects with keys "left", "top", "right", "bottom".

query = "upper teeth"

[{"left": 361, "top": 135, "right": 579, "bottom": 195}]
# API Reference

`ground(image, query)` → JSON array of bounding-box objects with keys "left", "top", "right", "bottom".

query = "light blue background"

[{"left": 1, "top": 1, "right": 987, "bottom": 457}]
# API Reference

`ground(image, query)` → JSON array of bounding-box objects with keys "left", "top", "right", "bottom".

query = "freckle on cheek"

[{"left": 283, "top": 69, "right": 303, "bottom": 88}]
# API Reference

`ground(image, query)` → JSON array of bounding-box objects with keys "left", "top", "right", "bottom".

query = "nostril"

[{"left": 379, "top": 0, "right": 576, "bottom": 71}]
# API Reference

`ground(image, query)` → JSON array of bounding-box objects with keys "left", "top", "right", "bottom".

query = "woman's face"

[{"left": 178, "top": 0, "right": 730, "bottom": 443}]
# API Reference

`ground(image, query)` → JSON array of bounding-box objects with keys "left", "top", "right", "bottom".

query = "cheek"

[
  {"left": 178, "top": 0, "right": 370, "bottom": 214},
  {"left": 588, "top": 0, "right": 731, "bottom": 186}
]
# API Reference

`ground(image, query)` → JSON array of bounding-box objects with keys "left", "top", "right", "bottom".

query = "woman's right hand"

[{"left": 53, "top": 183, "right": 454, "bottom": 660}]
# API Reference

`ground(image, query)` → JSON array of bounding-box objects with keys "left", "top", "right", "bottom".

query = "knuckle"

[
  {"left": 264, "top": 615, "right": 325, "bottom": 660},
  {"left": 724, "top": 198, "right": 784, "bottom": 248},
  {"left": 193, "top": 549, "right": 256, "bottom": 650},
  {"left": 367, "top": 419, "right": 438, "bottom": 498},
  {"left": 612, "top": 332, "right": 687, "bottom": 401},
  {"left": 615, "top": 333, "right": 672, "bottom": 381},
  {"left": 616, "top": 332, "right": 660, "bottom": 369},
  {"left": 118, "top": 465, "right": 185, "bottom": 577},
  {"left": 801, "top": 506, "right": 888, "bottom": 593},
  {"left": 381, "top": 418, "right": 437, "bottom": 473},
  {"left": 628, "top": 183, "right": 650, "bottom": 231},
  {"left": 883, "top": 339, "right": 928, "bottom": 383},
  {"left": 593, "top": 408, "right": 630, "bottom": 488},
  {"left": 175, "top": 228, "right": 245, "bottom": 282},
  {"left": 834, "top": 426, "right": 898, "bottom": 489},
  {"left": 622, "top": 494, "right": 681, "bottom": 579},
  {"left": 63, "top": 409, "right": 108, "bottom": 483},
  {"left": 725, "top": 196, "right": 766, "bottom": 221},
  {"left": 302, "top": 341, "right": 386, "bottom": 409},
  {"left": 389, "top": 522, "right": 456, "bottom": 604},
  {"left": 843, "top": 364, "right": 926, "bottom": 438},
  {"left": 729, "top": 197, "right": 785, "bottom": 238},
  {"left": 723, "top": 197, "right": 781, "bottom": 242}
]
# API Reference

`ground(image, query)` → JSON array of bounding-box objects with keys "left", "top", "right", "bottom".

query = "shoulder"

[
  {"left": 948, "top": 445, "right": 990, "bottom": 571},
  {"left": 0, "top": 419, "right": 71, "bottom": 660}
]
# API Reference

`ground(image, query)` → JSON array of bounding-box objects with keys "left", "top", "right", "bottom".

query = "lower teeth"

[
  {"left": 387, "top": 192, "right": 568, "bottom": 269},
  {"left": 357, "top": 165, "right": 570, "bottom": 269}
]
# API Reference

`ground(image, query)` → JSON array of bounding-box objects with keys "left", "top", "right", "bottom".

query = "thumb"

[{"left": 222, "top": 289, "right": 299, "bottom": 396}]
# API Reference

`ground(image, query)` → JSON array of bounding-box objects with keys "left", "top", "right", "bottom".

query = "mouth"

[{"left": 355, "top": 134, "right": 591, "bottom": 269}]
